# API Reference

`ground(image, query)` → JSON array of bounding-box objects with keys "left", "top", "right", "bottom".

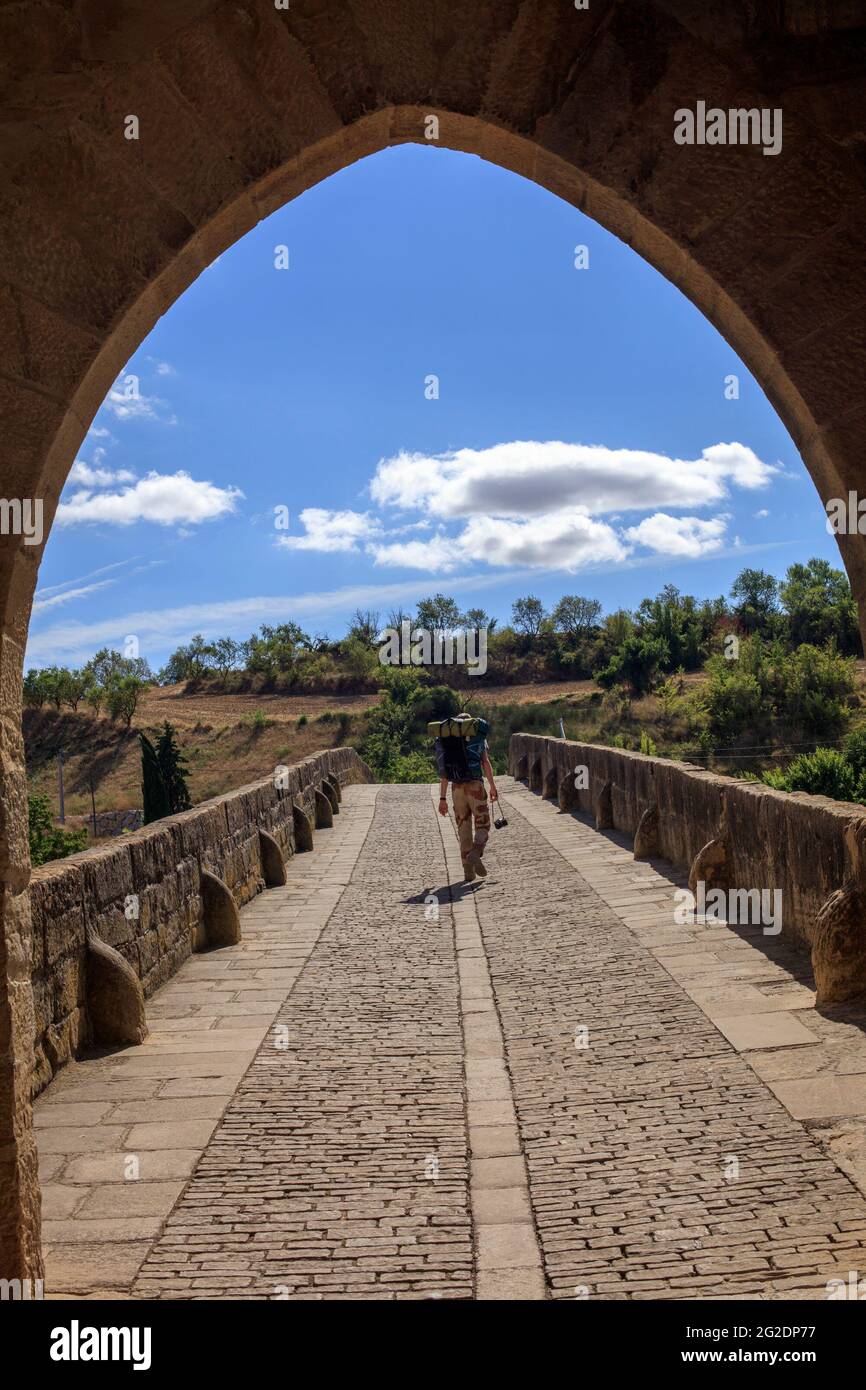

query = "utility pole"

[{"left": 57, "top": 747, "right": 65, "bottom": 824}]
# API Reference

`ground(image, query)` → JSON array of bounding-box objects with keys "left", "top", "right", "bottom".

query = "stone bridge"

[
  {"left": 15, "top": 737, "right": 866, "bottom": 1300},
  {"left": 3, "top": 0, "right": 866, "bottom": 1297}
]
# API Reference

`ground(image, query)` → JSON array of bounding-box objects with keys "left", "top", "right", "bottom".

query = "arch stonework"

[{"left": 2, "top": 0, "right": 866, "bottom": 1276}]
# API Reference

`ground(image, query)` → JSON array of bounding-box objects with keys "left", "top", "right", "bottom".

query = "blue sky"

[{"left": 29, "top": 144, "right": 835, "bottom": 672}]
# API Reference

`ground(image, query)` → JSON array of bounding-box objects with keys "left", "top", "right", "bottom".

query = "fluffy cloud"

[
  {"left": 273, "top": 438, "right": 771, "bottom": 576},
  {"left": 624, "top": 513, "right": 729, "bottom": 558},
  {"left": 68, "top": 460, "right": 136, "bottom": 488},
  {"left": 369, "top": 510, "right": 628, "bottom": 573},
  {"left": 56, "top": 471, "right": 243, "bottom": 528},
  {"left": 278, "top": 508, "right": 382, "bottom": 553},
  {"left": 370, "top": 440, "right": 776, "bottom": 519}
]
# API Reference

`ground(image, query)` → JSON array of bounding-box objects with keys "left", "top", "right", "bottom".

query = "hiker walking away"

[{"left": 430, "top": 714, "right": 498, "bottom": 883}]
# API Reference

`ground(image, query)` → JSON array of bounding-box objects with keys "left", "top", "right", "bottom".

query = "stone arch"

[
  {"left": 529, "top": 759, "right": 544, "bottom": 794},
  {"left": 542, "top": 767, "right": 559, "bottom": 802},
  {"left": 3, "top": 0, "right": 866, "bottom": 1277}
]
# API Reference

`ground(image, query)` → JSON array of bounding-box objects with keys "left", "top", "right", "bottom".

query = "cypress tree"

[
  {"left": 156, "top": 722, "right": 191, "bottom": 814},
  {"left": 140, "top": 731, "right": 170, "bottom": 824}
]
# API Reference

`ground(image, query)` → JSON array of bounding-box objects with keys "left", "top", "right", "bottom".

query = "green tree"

[
  {"left": 730, "top": 568, "right": 779, "bottom": 635},
  {"left": 635, "top": 585, "right": 715, "bottom": 672},
  {"left": 347, "top": 609, "right": 381, "bottom": 644},
  {"left": 83, "top": 682, "right": 105, "bottom": 718},
  {"left": 155, "top": 722, "right": 191, "bottom": 813},
  {"left": 106, "top": 673, "right": 148, "bottom": 727},
  {"left": 775, "top": 642, "right": 855, "bottom": 734},
  {"left": 244, "top": 623, "right": 311, "bottom": 677},
  {"left": 416, "top": 594, "right": 463, "bottom": 632},
  {"left": 28, "top": 793, "right": 87, "bottom": 866},
  {"left": 209, "top": 636, "right": 241, "bottom": 680},
  {"left": 63, "top": 668, "right": 91, "bottom": 711},
  {"left": 511, "top": 595, "right": 547, "bottom": 637},
  {"left": 551, "top": 595, "right": 602, "bottom": 641},
  {"left": 23, "top": 668, "right": 49, "bottom": 708},
  {"left": 595, "top": 634, "right": 669, "bottom": 696},
  {"left": 462, "top": 606, "right": 497, "bottom": 635},
  {"left": 86, "top": 647, "right": 152, "bottom": 686},
  {"left": 140, "top": 731, "right": 170, "bottom": 824},
  {"left": 780, "top": 558, "right": 860, "bottom": 654}
]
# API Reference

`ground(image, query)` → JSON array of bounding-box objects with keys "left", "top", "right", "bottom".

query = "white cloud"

[
  {"left": 624, "top": 513, "right": 728, "bottom": 558},
  {"left": 369, "top": 510, "right": 628, "bottom": 573},
  {"left": 277, "top": 508, "right": 382, "bottom": 553},
  {"left": 102, "top": 388, "right": 164, "bottom": 422},
  {"left": 32, "top": 579, "right": 121, "bottom": 613},
  {"left": 35, "top": 558, "right": 142, "bottom": 601},
  {"left": 68, "top": 460, "right": 136, "bottom": 489},
  {"left": 754, "top": 508, "right": 769, "bottom": 518},
  {"left": 55, "top": 471, "right": 243, "bottom": 529},
  {"left": 370, "top": 440, "right": 777, "bottom": 519}
]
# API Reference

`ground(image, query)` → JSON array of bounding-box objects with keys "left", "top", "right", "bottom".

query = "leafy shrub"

[
  {"left": 388, "top": 750, "right": 435, "bottom": 783},
  {"left": 763, "top": 748, "right": 855, "bottom": 801},
  {"left": 843, "top": 726, "right": 866, "bottom": 781},
  {"left": 595, "top": 635, "right": 669, "bottom": 696},
  {"left": 29, "top": 794, "right": 87, "bottom": 866},
  {"left": 776, "top": 643, "right": 855, "bottom": 734}
]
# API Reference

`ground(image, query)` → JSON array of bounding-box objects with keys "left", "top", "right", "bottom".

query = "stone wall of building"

[
  {"left": 509, "top": 733, "right": 866, "bottom": 1005},
  {"left": 29, "top": 747, "right": 373, "bottom": 1095}
]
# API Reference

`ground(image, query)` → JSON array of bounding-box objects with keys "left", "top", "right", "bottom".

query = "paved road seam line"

[{"left": 431, "top": 784, "right": 546, "bottom": 1300}]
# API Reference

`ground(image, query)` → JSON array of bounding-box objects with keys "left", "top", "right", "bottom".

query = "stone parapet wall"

[
  {"left": 508, "top": 733, "right": 866, "bottom": 1005},
  {"left": 29, "top": 747, "right": 372, "bottom": 1095}
]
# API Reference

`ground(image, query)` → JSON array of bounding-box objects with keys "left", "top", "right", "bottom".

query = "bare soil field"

[{"left": 141, "top": 678, "right": 601, "bottom": 728}]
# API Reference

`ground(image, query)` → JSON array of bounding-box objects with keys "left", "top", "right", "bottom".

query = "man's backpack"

[{"left": 428, "top": 714, "right": 490, "bottom": 783}]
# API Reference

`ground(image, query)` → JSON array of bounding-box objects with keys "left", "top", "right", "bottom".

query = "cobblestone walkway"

[
  {"left": 133, "top": 785, "right": 475, "bottom": 1299},
  {"left": 38, "top": 781, "right": 866, "bottom": 1300}
]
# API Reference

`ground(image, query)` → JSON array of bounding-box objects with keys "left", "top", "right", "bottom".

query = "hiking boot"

[{"left": 465, "top": 848, "right": 487, "bottom": 878}]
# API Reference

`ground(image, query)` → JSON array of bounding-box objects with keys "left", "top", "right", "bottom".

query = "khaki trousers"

[{"left": 451, "top": 780, "right": 490, "bottom": 866}]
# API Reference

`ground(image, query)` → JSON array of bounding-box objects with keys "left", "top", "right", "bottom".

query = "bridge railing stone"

[
  {"left": 509, "top": 732, "right": 866, "bottom": 1008},
  {"left": 28, "top": 746, "right": 373, "bottom": 1095}
]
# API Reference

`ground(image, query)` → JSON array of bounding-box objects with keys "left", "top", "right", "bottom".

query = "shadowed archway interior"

[{"left": 2, "top": 0, "right": 866, "bottom": 1278}]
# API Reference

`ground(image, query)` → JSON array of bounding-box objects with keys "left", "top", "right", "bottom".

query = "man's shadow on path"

[{"left": 404, "top": 882, "right": 484, "bottom": 907}]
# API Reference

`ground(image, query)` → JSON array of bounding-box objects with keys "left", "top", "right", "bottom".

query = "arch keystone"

[
  {"left": 259, "top": 828, "right": 287, "bottom": 887},
  {"left": 200, "top": 869, "right": 241, "bottom": 947},
  {"left": 86, "top": 936, "right": 148, "bottom": 1046}
]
